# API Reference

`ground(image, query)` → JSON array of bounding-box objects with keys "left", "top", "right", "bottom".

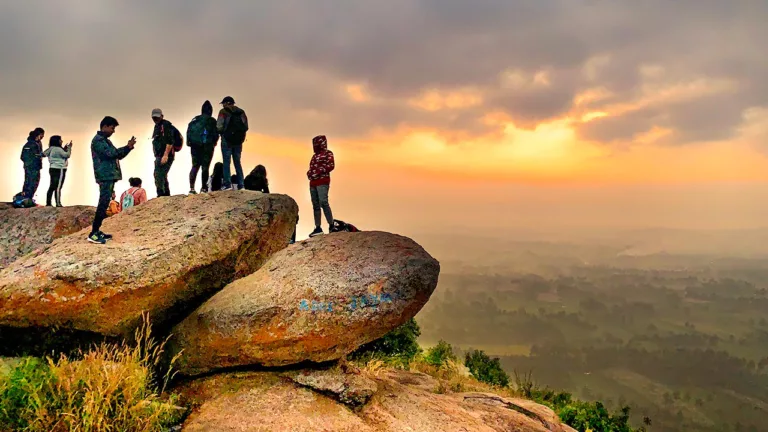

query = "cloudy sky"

[{"left": 2, "top": 0, "right": 767, "bottom": 237}]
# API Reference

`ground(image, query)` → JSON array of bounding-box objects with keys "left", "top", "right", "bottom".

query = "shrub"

[
  {"left": 424, "top": 340, "right": 457, "bottom": 366},
  {"left": 352, "top": 318, "right": 422, "bottom": 365},
  {"left": 0, "top": 314, "right": 184, "bottom": 432},
  {"left": 464, "top": 349, "right": 510, "bottom": 387}
]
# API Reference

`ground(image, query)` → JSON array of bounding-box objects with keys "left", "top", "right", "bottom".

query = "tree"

[
  {"left": 465, "top": 349, "right": 510, "bottom": 387},
  {"left": 424, "top": 340, "right": 457, "bottom": 366},
  {"left": 352, "top": 318, "right": 422, "bottom": 361}
]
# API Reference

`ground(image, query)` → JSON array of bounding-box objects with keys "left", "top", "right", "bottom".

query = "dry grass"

[{"left": 0, "top": 313, "right": 184, "bottom": 432}]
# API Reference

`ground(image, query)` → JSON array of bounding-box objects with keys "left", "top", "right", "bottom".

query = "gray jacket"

[{"left": 43, "top": 145, "right": 72, "bottom": 169}]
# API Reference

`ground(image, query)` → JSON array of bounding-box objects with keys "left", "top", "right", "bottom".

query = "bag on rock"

[
  {"left": 331, "top": 219, "right": 360, "bottom": 233},
  {"left": 12, "top": 192, "right": 35, "bottom": 208}
]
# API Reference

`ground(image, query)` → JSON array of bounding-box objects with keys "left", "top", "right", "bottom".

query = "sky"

[{"left": 2, "top": 0, "right": 767, "bottom": 238}]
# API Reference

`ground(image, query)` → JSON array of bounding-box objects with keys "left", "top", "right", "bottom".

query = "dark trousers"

[
  {"left": 22, "top": 168, "right": 41, "bottom": 199},
  {"left": 221, "top": 140, "right": 244, "bottom": 189},
  {"left": 91, "top": 181, "right": 114, "bottom": 235},
  {"left": 154, "top": 157, "right": 174, "bottom": 197},
  {"left": 46, "top": 168, "right": 67, "bottom": 206},
  {"left": 190, "top": 144, "right": 215, "bottom": 190}
]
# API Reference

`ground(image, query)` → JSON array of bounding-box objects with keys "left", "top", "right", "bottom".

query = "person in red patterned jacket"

[{"left": 307, "top": 135, "right": 336, "bottom": 237}]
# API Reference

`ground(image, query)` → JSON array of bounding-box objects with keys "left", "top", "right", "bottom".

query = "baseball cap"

[
  {"left": 151, "top": 108, "right": 163, "bottom": 118},
  {"left": 220, "top": 96, "right": 235, "bottom": 105}
]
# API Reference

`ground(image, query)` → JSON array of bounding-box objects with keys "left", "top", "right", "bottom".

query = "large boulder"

[
  {"left": 0, "top": 204, "right": 95, "bottom": 267},
  {"left": 170, "top": 232, "right": 440, "bottom": 375},
  {"left": 177, "top": 369, "right": 576, "bottom": 432},
  {"left": 0, "top": 191, "right": 297, "bottom": 354}
]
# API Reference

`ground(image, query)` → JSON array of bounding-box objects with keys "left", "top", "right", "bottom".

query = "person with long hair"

[
  {"left": 20, "top": 127, "right": 45, "bottom": 200},
  {"left": 208, "top": 162, "right": 224, "bottom": 192},
  {"left": 243, "top": 164, "right": 270, "bottom": 193},
  {"left": 43, "top": 136, "right": 72, "bottom": 207}
]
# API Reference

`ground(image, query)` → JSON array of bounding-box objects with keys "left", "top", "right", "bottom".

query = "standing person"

[
  {"left": 120, "top": 177, "right": 148, "bottom": 210},
  {"left": 151, "top": 108, "right": 175, "bottom": 197},
  {"left": 20, "top": 128, "right": 45, "bottom": 201},
  {"left": 187, "top": 100, "right": 219, "bottom": 194},
  {"left": 216, "top": 96, "right": 248, "bottom": 191},
  {"left": 208, "top": 162, "right": 224, "bottom": 192},
  {"left": 307, "top": 135, "right": 335, "bottom": 237},
  {"left": 87, "top": 116, "right": 136, "bottom": 245},
  {"left": 43, "top": 136, "right": 72, "bottom": 207}
]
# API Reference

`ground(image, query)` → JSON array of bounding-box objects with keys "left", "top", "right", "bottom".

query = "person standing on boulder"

[
  {"left": 307, "top": 135, "right": 335, "bottom": 237},
  {"left": 87, "top": 116, "right": 136, "bottom": 245},
  {"left": 187, "top": 100, "right": 219, "bottom": 194},
  {"left": 216, "top": 96, "right": 248, "bottom": 191},
  {"left": 43, "top": 136, "right": 72, "bottom": 207},
  {"left": 20, "top": 127, "right": 45, "bottom": 201},
  {"left": 151, "top": 108, "right": 175, "bottom": 197}
]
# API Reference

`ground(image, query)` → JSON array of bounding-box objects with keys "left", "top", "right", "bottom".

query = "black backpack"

[
  {"left": 331, "top": 219, "right": 360, "bottom": 233},
  {"left": 223, "top": 112, "right": 247, "bottom": 146},
  {"left": 171, "top": 125, "right": 184, "bottom": 152}
]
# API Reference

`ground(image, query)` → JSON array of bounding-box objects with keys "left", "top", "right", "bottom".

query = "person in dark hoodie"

[
  {"left": 87, "top": 116, "right": 136, "bottom": 245},
  {"left": 307, "top": 135, "right": 335, "bottom": 237},
  {"left": 20, "top": 127, "right": 45, "bottom": 200},
  {"left": 216, "top": 96, "right": 248, "bottom": 191},
  {"left": 151, "top": 108, "right": 175, "bottom": 197},
  {"left": 187, "top": 101, "right": 219, "bottom": 194}
]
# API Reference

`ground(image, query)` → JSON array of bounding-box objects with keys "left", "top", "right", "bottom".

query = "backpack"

[
  {"left": 171, "top": 125, "right": 184, "bottom": 152},
  {"left": 332, "top": 219, "right": 360, "bottom": 233},
  {"left": 223, "top": 111, "right": 247, "bottom": 146},
  {"left": 122, "top": 189, "right": 137, "bottom": 209},
  {"left": 12, "top": 192, "right": 35, "bottom": 209},
  {"left": 186, "top": 116, "right": 210, "bottom": 147}
]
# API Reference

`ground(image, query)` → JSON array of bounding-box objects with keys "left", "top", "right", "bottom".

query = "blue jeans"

[{"left": 222, "top": 140, "right": 244, "bottom": 189}]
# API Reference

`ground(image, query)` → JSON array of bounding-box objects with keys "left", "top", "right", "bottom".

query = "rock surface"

[
  {"left": 170, "top": 232, "right": 440, "bottom": 374},
  {"left": 0, "top": 204, "right": 95, "bottom": 267},
  {"left": 177, "top": 369, "right": 576, "bottom": 432},
  {"left": 0, "top": 191, "right": 297, "bottom": 351},
  {"left": 290, "top": 368, "right": 378, "bottom": 407}
]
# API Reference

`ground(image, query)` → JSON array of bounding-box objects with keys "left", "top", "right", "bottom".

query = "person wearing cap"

[
  {"left": 151, "top": 108, "right": 175, "bottom": 197},
  {"left": 216, "top": 96, "right": 249, "bottom": 191}
]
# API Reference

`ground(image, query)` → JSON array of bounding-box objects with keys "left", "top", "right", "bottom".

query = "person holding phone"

[
  {"left": 43, "top": 136, "right": 72, "bottom": 207},
  {"left": 87, "top": 116, "right": 136, "bottom": 245}
]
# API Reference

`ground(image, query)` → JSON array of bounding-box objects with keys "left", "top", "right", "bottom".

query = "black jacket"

[
  {"left": 20, "top": 138, "right": 43, "bottom": 171},
  {"left": 91, "top": 132, "right": 132, "bottom": 183}
]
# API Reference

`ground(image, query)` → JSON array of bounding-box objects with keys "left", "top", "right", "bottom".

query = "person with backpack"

[
  {"left": 120, "top": 177, "right": 148, "bottom": 210},
  {"left": 216, "top": 96, "right": 248, "bottom": 191},
  {"left": 43, "top": 136, "right": 72, "bottom": 207},
  {"left": 151, "top": 108, "right": 180, "bottom": 197},
  {"left": 187, "top": 100, "right": 219, "bottom": 194},
  {"left": 20, "top": 127, "right": 45, "bottom": 201},
  {"left": 88, "top": 116, "right": 136, "bottom": 245},
  {"left": 307, "top": 135, "right": 336, "bottom": 237}
]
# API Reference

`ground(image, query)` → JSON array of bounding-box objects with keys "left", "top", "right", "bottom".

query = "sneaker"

[
  {"left": 99, "top": 231, "right": 113, "bottom": 240},
  {"left": 188, "top": 189, "right": 197, "bottom": 195},
  {"left": 200, "top": 188, "right": 209, "bottom": 194},
  {"left": 87, "top": 232, "right": 106, "bottom": 244},
  {"left": 221, "top": 186, "right": 233, "bottom": 191},
  {"left": 309, "top": 227, "right": 324, "bottom": 238}
]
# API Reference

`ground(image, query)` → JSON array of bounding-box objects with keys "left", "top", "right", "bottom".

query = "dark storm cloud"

[{"left": 0, "top": 0, "right": 765, "bottom": 143}]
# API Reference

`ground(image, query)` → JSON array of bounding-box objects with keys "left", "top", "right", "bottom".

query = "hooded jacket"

[
  {"left": 43, "top": 145, "right": 72, "bottom": 169},
  {"left": 307, "top": 135, "right": 335, "bottom": 187},
  {"left": 188, "top": 101, "right": 219, "bottom": 147},
  {"left": 20, "top": 138, "right": 43, "bottom": 171}
]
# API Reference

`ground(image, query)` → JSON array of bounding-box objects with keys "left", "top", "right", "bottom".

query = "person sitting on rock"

[
  {"left": 208, "top": 162, "right": 224, "bottom": 192},
  {"left": 307, "top": 135, "right": 335, "bottom": 237},
  {"left": 120, "top": 177, "right": 148, "bottom": 210},
  {"left": 243, "top": 165, "right": 269, "bottom": 193},
  {"left": 106, "top": 191, "right": 121, "bottom": 217},
  {"left": 43, "top": 136, "right": 72, "bottom": 207},
  {"left": 87, "top": 116, "right": 136, "bottom": 245}
]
